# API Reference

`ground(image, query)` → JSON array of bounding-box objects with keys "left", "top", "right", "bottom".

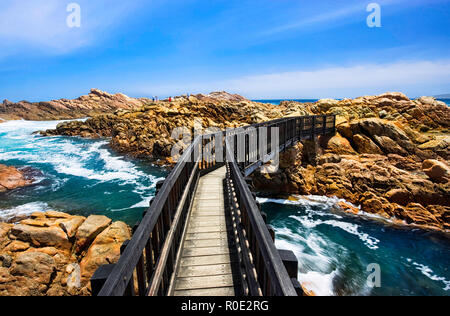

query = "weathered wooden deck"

[{"left": 171, "top": 167, "right": 238, "bottom": 296}]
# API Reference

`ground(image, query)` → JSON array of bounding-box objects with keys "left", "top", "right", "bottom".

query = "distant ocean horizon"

[{"left": 254, "top": 98, "right": 450, "bottom": 106}]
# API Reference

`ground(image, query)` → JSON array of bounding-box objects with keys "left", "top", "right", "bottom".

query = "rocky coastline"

[
  {"left": 37, "top": 90, "right": 450, "bottom": 232},
  {"left": 0, "top": 89, "right": 449, "bottom": 296}
]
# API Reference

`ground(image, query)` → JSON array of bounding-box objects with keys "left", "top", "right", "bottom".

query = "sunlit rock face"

[{"left": 0, "top": 212, "right": 130, "bottom": 296}]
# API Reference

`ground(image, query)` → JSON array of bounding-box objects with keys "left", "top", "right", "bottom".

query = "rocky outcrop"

[
  {"left": 422, "top": 159, "right": 449, "bottom": 183},
  {"left": 0, "top": 89, "right": 145, "bottom": 121},
  {"left": 40, "top": 91, "right": 282, "bottom": 162},
  {"left": 250, "top": 92, "right": 450, "bottom": 232},
  {"left": 282, "top": 92, "right": 449, "bottom": 131},
  {"left": 252, "top": 117, "right": 450, "bottom": 231},
  {"left": 79, "top": 221, "right": 130, "bottom": 284},
  {"left": 0, "top": 165, "right": 33, "bottom": 193},
  {"left": 75, "top": 215, "right": 112, "bottom": 254},
  {"left": 0, "top": 212, "right": 131, "bottom": 296}
]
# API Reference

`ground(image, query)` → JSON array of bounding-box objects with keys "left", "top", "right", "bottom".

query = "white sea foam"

[
  {"left": 0, "top": 202, "right": 51, "bottom": 222},
  {"left": 111, "top": 176, "right": 165, "bottom": 212},
  {"left": 261, "top": 195, "right": 380, "bottom": 250},
  {"left": 275, "top": 229, "right": 339, "bottom": 296},
  {"left": 290, "top": 215, "right": 379, "bottom": 250},
  {"left": 0, "top": 121, "right": 149, "bottom": 184},
  {"left": 258, "top": 194, "right": 358, "bottom": 209},
  {"left": 0, "top": 118, "right": 165, "bottom": 220},
  {"left": 262, "top": 194, "right": 382, "bottom": 295},
  {"left": 298, "top": 270, "right": 338, "bottom": 296},
  {"left": 408, "top": 260, "right": 450, "bottom": 291},
  {"left": 324, "top": 220, "right": 379, "bottom": 250}
]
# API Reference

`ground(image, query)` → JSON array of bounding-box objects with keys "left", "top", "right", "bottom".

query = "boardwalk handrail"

[
  {"left": 92, "top": 114, "right": 336, "bottom": 296},
  {"left": 225, "top": 139, "right": 297, "bottom": 296},
  {"left": 96, "top": 136, "right": 203, "bottom": 296},
  {"left": 223, "top": 115, "right": 335, "bottom": 295}
]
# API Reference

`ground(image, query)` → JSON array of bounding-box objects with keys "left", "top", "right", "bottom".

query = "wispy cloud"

[
  {"left": 0, "top": 0, "right": 145, "bottom": 56},
  {"left": 262, "top": 3, "right": 364, "bottom": 36},
  {"left": 260, "top": 0, "right": 445, "bottom": 37},
  {"left": 132, "top": 60, "right": 450, "bottom": 99}
]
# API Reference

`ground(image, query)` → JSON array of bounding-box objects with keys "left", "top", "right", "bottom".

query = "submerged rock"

[{"left": 0, "top": 164, "right": 33, "bottom": 192}]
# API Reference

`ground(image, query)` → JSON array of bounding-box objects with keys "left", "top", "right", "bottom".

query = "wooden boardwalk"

[{"left": 171, "top": 166, "right": 239, "bottom": 296}]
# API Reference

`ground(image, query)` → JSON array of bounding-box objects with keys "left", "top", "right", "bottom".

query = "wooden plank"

[
  {"left": 173, "top": 287, "right": 235, "bottom": 296},
  {"left": 185, "top": 232, "right": 227, "bottom": 240},
  {"left": 177, "top": 264, "right": 233, "bottom": 278},
  {"left": 189, "top": 214, "right": 225, "bottom": 220},
  {"left": 192, "top": 200, "right": 224, "bottom": 206},
  {"left": 191, "top": 211, "right": 226, "bottom": 217},
  {"left": 188, "top": 219, "right": 227, "bottom": 227},
  {"left": 179, "top": 254, "right": 235, "bottom": 267},
  {"left": 182, "top": 246, "right": 230, "bottom": 257},
  {"left": 174, "top": 274, "right": 234, "bottom": 290},
  {"left": 187, "top": 225, "right": 230, "bottom": 234},
  {"left": 194, "top": 197, "right": 225, "bottom": 201},
  {"left": 183, "top": 239, "right": 229, "bottom": 249}
]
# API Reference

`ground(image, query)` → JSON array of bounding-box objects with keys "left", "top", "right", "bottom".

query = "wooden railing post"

[
  {"left": 299, "top": 117, "right": 304, "bottom": 139},
  {"left": 120, "top": 240, "right": 135, "bottom": 296},
  {"left": 322, "top": 115, "right": 327, "bottom": 135},
  {"left": 278, "top": 249, "right": 298, "bottom": 279},
  {"left": 267, "top": 225, "right": 275, "bottom": 241},
  {"left": 290, "top": 278, "right": 304, "bottom": 296},
  {"left": 91, "top": 264, "right": 116, "bottom": 296}
]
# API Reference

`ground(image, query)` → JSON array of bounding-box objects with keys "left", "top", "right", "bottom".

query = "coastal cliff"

[
  {"left": 0, "top": 89, "right": 145, "bottom": 121},
  {"left": 0, "top": 211, "right": 130, "bottom": 296},
  {"left": 38, "top": 91, "right": 449, "bottom": 232}
]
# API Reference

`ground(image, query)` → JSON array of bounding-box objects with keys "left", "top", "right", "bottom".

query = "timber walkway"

[
  {"left": 171, "top": 167, "right": 239, "bottom": 296},
  {"left": 91, "top": 115, "right": 336, "bottom": 296}
]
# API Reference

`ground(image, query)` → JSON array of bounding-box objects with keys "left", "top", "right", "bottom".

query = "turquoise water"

[
  {"left": 437, "top": 98, "right": 450, "bottom": 106},
  {"left": 259, "top": 196, "right": 450, "bottom": 296},
  {"left": 0, "top": 120, "right": 165, "bottom": 225},
  {"left": 1, "top": 119, "right": 449, "bottom": 296}
]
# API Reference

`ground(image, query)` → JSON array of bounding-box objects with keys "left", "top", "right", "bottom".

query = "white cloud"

[
  {"left": 133, "top": 60, "right": 450, "bottom": 99},
  {"left": 0, "top": 0, "right": 144, "bottom": 55}
]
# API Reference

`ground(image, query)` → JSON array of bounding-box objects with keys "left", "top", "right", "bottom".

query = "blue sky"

[{"left": 0, "top": 0, "right": 450, "bottom": 101}]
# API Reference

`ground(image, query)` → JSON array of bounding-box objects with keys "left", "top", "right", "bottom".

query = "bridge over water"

[{"left": 91, "top": 115, "right": 336, "bottom": 296}]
